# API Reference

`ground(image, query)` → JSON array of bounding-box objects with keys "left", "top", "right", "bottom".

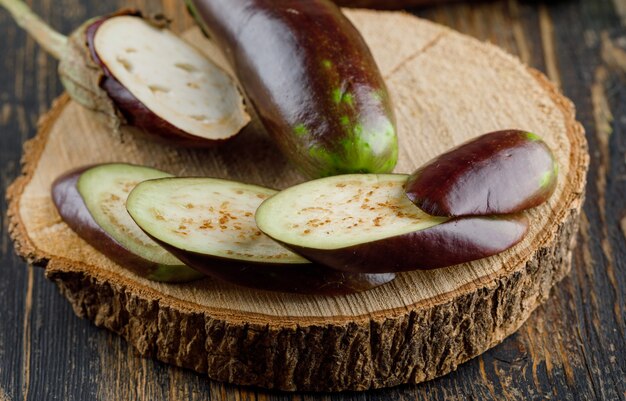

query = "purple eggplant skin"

[
  {"left": 152, "top": 238, "right": 396, "bottom": 295},
  {"left": 143, "top": 232, "right": 395, "bottom": 295},
  {"left": 85, "top": 14, "right": 225, "bottom": 148},
  {"left": 270, "top": 215, "right": 529, "bottom": 274},
  {"left": 405, "top": 130, "right": 559, "bottom": 217},
  {"left": 51, "top": 166, "right": 204, "bottom": 283},
  {"left": 186, "top": 0, "right": 398, "bottom": 178}
]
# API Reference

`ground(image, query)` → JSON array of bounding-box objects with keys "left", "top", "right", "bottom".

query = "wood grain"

[{"left": 0, "top": 0, "right": 624, "bottom": 400}]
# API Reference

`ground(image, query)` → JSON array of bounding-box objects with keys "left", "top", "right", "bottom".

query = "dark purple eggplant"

[
  {"left": 0, "top": 0, "right": 248, "bottom": 146},
  {"left": 405, "top": 130, "right": 558, "bottom": 217},
  {"left": 52, "top": 164, "right": 204, "bottom": 283},
  {"left": 126, "top": 177, "right": 396, "bottom": 294},
  {"left": 186, "top": 0, "right": 398, "bottom": 178},
  {"left": 255, "top": 174, "right": 528, "bottom": 273}
]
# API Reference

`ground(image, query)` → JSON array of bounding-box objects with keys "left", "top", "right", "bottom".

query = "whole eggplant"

[{"left": 186, "top": 0, "right": 398, "bottom": 178}]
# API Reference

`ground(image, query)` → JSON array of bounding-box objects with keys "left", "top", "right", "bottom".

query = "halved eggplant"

[
  {"left": 52, "top": 164, "right": 204, "bottom": 282},
  {"left": 85, "top": 14, "right": 250, "bottom": 146},
  {"left": 0, "top": 0, "right": 249, "bottom": 146},
  {"left": 126, "top": 178, "right": 395, "bottom": 294},
  {"left": 404, "top": 130, "right": 558, "bottom": 217},
  {"left": 255, "top": 174, "right": 529, "bottom": 273}
]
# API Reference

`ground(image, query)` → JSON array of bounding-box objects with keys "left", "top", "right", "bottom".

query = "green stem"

[{"left": 0, "top": 0, "right": 67, "bottom": 59}]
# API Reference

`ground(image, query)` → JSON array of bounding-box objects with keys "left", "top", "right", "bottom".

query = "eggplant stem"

[{"left": 0, "top": 0, "right": 67, "bottom": 59}]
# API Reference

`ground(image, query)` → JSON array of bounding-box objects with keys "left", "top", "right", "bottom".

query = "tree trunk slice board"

[{"left": 6, "top": 9, "right": 588, "bottom": 392}]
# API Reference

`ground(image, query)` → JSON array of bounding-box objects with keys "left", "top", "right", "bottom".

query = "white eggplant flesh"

[{"left": 94, "top": 16, "right": 249, "bottom": 141}]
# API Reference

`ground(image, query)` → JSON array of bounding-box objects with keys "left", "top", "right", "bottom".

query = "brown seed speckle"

[
  {"left": 199, "top": 221, "right": 213, "bottom": 230},
  {"left": 152, "top": 209, "right": 165, "bottom": 221}
]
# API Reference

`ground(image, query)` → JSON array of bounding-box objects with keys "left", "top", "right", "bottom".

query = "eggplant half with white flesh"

[
  {"left": 126, "top": 178, "right": 396, "bottom": 294},
  {"left": 255, "top": 174, "right": 529, "bottom": 274},
  {"left": 52, "top": 164, "right": 204, "bottom": 283},
  {"left": 0, "top": 0, "right": 249, "bottom": 146},
  {"left": 404, "top": 130, "right": 559, "bottom": 217}
]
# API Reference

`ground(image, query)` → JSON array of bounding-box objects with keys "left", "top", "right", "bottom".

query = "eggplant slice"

[
  {"left": 53, "top": 164, "right": 204, "bottom": 282},
  {"left": 91, "top": 15, "right": 249, "bottom": 144},
  {"left": 126, "top": 178, "right": 395, "bottom": 294},
  {"left": 0, "top": 0, "right": 250, "bottom": 145},
  {"left": 256, "top": 174, "right": 529, "bottom": 273}
]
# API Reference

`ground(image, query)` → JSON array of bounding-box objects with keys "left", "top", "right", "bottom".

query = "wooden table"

[{"left": 0, "top": 0, "right": 624, "bottom": 400}]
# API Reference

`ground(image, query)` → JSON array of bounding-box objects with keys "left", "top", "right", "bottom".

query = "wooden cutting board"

[{"left": 6, "top": 9, "right": 588, "bottom": 392}]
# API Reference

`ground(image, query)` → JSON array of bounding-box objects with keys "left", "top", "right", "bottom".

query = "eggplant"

[
  {"left": 0, "top": 0, "right": 249, "bottom": 146},
  {"left": 186, "top": 0, "right": 398, "bottom": 178},
  {"left": 126, "top": 177, "right": 396, "bottom": 294},
  {"left": 52, "top": 164, "right": 204, "bottom": 283},
  {"left": 255, "top": 174, "right": 528, "bottom": 274},
  {"left": 404, "top": 130, "right": 558, "bottom": 217}
]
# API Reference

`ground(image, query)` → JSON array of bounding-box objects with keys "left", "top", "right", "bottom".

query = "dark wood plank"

[{"left": 0, "top": 0, "right": 624, "bottom": 400}]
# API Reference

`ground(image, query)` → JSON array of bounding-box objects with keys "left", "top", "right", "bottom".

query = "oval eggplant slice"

[
  {"left": 0, "top": 1, "right": 249, "bottom": 146},
  {"left": 87, "top": 14, "right": 249, "bottom": 146},
  {"left": 126, "top": 178, "right": 395, "bottom": 295},
  {"left": 186, "top": 0, "right": 398, "bottom": 177},
  {"left": 256, "top": 174, "right": 529, "bottom": 273},
  {"left": 52, "top": 164, "right": 204, "bottom": 283},
  {"left": 405, "top": 130, "right": 558, "bottom": 217}
]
